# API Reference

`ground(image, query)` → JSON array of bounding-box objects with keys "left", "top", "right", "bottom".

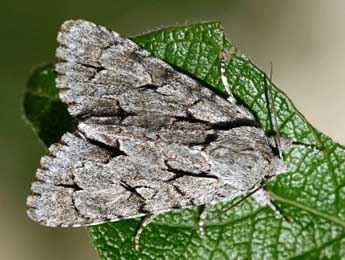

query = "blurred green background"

[{"left": 1, "top": 0, "right": 345, "bottom": 259}]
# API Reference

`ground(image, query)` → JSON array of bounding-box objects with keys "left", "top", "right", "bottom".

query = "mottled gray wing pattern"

[{"left": 27, "top": 20, "right": 282, "bottom": 227}]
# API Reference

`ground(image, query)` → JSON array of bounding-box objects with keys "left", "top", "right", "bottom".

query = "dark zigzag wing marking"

[
  {"left": 55, "top": 19, "right": 254, "bottom": 123},
  {"left": 27, "top": 128, "right": 276, "bottom": 227}
]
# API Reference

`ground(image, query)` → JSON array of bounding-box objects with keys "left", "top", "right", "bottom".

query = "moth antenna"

[
  {"left": 203, "top": 178, "right": 290, "bottom": 224},
  {"left": 206, "top": 183, "right": 264, "bottom": 222},
  {"left": 268, "top": 62, "right": 282, "bottom": 158}
]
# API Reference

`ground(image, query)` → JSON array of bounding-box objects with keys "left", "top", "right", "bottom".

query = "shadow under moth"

[{"left": 26, "top": 20, "right": 290, "bottom": 248}]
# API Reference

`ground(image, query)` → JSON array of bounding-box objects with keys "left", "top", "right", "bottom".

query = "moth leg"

[
  {"left": 134, "top": 214, "right": 157, "bottom": 251},
  {"left": 220, "top": 47, "right": 237, "bottom": 102},
  {"left": 220, "top": 48, "right": 250, "bottom": 117},
  {"left": 253, "top": 187, "right": 290, "bottom": 222},
  {"left": 198, "top": 204, "right": 214, "bottom": 240}
]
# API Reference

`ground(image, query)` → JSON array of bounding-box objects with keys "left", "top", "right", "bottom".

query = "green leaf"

[
  {"left": 23, "top": 64, "right": 75, "bottom": 146},
  {"left": 24, "top": 23, "right": 345, "bottom": 259}
]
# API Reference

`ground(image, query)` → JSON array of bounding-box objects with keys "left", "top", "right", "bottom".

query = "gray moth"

[{"left": 27, "top": 20, "right": 286, "bottom": 228}]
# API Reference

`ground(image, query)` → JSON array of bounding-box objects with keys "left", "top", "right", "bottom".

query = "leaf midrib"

[{"left": 271, "top": 192, "right": 345, "bottom": 228}]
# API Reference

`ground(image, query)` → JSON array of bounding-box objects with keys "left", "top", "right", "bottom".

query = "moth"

[{"left": 27, "top": 20, "right": 287, "bottom": 246}]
